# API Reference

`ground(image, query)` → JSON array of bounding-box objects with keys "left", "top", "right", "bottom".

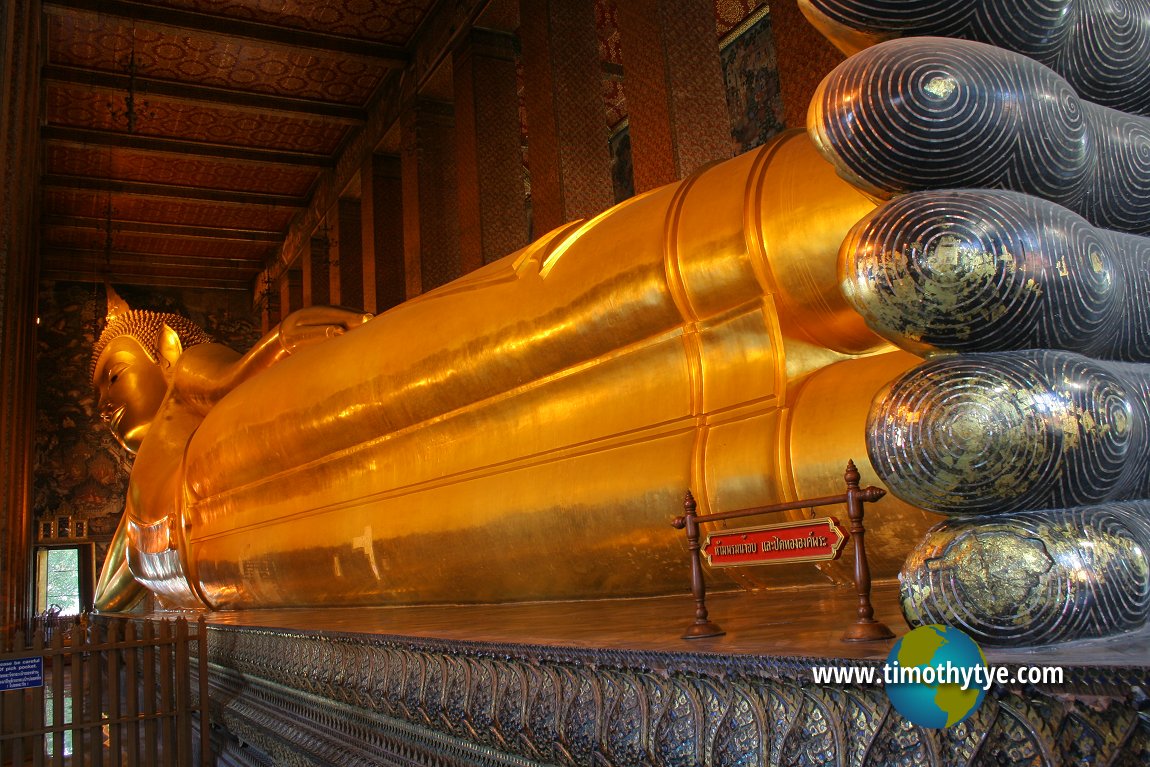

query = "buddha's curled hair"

[{"left": 90, "top": 309, "right": 213, "bottom": 382}]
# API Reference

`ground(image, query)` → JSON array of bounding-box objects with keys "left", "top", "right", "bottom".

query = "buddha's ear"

[{"left": 159, "top": 323, "right": 184, "bottom": 374}]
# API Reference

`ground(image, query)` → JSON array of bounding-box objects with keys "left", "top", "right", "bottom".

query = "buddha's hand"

[
  {"left": 278, "top": 306, "right": 374, "bottom": 355},
  {"left": 805, "top": 3, "right": 1150, "bottom": 645}
]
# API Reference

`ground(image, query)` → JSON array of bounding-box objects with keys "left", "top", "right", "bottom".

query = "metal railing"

[{"left": 673, "top": 460, "right": 895, "bottom": 642}]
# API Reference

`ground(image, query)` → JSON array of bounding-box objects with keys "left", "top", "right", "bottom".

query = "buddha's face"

[{"left": 93, "top": 335, "right": 170, "bottom": 454}]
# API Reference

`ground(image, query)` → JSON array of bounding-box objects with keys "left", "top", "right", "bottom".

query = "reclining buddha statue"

[
  {"left": 92, "top": 130, "right": 928, "bottom": 614},
  {"left": 92, "top": 0, "right": 1150, "bottom": 647}
]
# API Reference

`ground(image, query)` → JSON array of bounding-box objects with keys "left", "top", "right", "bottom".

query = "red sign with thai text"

[{"left": 702, "top": 517, "right": 848, "bottom": 567}]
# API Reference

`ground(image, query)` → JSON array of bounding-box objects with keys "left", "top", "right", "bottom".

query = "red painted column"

[
  {"left": 305, "top": 230, "right": 334, "bottom": 306},
  {"left": 365, "top": 155, "right": 411, "bottom": 315},
  {"left": 333, "top": 198, "right": 364, "bottom": 308},
  {"left": 260, "top": 280, "right": 281, "bottom": 332},
  {"left": 454, "top": 29, "right": 530, "bottom": 272},
  {"left": 401, "top": 97, "right": 460, "bottom": 295},
  {"left": 772, "top": 0, "right": 845, "bottom": 129},
  {"left": 279, "top": 267, "right": 303, "bottom": 317},
  {"left": 362, "top": 153, "right": 406, "bottom": 313},
  {"left": 0, "top": 0, "right": 39, "bottom": 633},
  {"left": 617, "top": 0, "right": 732, "bottom": 192},
  {"left": 519, "top": 0, "right": 613, "bottom": 235}
]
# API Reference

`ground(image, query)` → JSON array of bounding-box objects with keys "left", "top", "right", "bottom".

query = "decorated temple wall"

[{"left": 608, "top": 4, "right": 789, "bottom": 203}]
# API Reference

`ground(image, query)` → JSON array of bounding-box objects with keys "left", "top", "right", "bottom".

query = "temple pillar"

[
  {"left": 279, "top": 267, "right": 303, "bottom": 317},
  {"left": 260, "top": 278, "right": 282, "bottom": 332},
  {"left": 519, "top": 0, "right": 613, "bottom": 234},
  {"left": 0, "top": 0, "right": 40, "bottom": 633},
  {"left": 454, "top": 29, "right": 530, "bottom": 272},
  {"left": 401, "top": 97, "right": 460, "bottom": 295},
  {"left": 304, "top": 231, "right": 334, "bottom": 307},
  {"left": 332, "top": 198, "right": 365, "bottom": 308},
  {"left": 362, "top": 154, "right": 406, "bottom": 313},
  {"left": 616, "top": 0, "right": 732, "bottom": 191}
]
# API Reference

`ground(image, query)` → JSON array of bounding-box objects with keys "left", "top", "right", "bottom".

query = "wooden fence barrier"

[{"left": 0, "top": 616, "right": 211, "bottom": 767}]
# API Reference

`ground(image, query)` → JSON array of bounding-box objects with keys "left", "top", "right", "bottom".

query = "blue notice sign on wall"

[{"left": 0, "top": 656, "right": 44, "bottom": 690}]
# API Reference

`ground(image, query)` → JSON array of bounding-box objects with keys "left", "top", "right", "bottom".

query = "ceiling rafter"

[
  {"left": 43, "top": 0, "right": 410, "bottom": 64},
  {"left": 42, "top": 127, "right": 334, "bottom": 168},
  {"left": 40, "top": 265, "right": 255, "bottom": 291},
  {"left": 43, "top": 258, "right": 272, "bottom": 282},
  {"left": 44, "top": 214, "right": 284, "bottom": 241},
  {"left": 43, "top": 173, "right": 309, "bottom": 208},
  {"left": 43, "top": 65, "right": 369, "bottom": 122},
  {"left": 44, "top": 248, "right": 264, "bottom": 271}
]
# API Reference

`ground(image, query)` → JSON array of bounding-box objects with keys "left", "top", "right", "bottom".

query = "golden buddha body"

[
  {"left": 93, "top": 1, "right": 1150, "bottom": 647},
  {"left": 94, "top": 132, "right": 930, "bottom": 612}
]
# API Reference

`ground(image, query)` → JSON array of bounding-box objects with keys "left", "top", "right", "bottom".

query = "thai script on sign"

[{"left": 703, "top": 518, "right": 847, "bottom": 567}]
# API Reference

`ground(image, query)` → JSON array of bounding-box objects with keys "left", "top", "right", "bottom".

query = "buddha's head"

[{"left": 90, "top": 290, "right": 211, "bottom": 453}]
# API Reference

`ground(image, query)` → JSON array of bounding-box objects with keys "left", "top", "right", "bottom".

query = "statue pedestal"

[{"left": 119, "top": 582, "right": 1150, "bottom": 767}]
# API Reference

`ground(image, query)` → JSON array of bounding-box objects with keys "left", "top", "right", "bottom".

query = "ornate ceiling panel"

[
  {"left": 44, "top": 85, "right": 351, "bottom": 154},
  {"left": 47, "top": 11, "right": 389, "bottom": 105},
  {"left": 44, "top": 225, "right": 275, "bottom": 261},
  {"left": 40, "top": 0, "right": 408, "bottom": 292}
]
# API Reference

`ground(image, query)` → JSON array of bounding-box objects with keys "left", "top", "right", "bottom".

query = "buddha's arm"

[
  {"left": 93, "top": 514, "right": 145, "bottom": 612},
  {"left": 173, "top": 306, "right": 372, "bottom": 412}
]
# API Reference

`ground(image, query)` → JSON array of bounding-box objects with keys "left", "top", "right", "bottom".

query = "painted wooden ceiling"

[
  {"left": 40, "top": 0, "right": 766, "bottom": 294},
  {"left": 40, "top": 0, "right": 422, "bottom": 292}
]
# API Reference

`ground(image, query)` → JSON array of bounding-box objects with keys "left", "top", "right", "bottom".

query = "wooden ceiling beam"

[
  {"left": 43, "top": 64, "right": 368, "bottom": 122},
  {"left": 43, "top": 214, "right": 284, "bottom": 241},
  {"left": 41, "top": 126, "right": 333, "bottom": 167},
  {"left": 43, "top": 0, "right": 409, "bottom": 64},
  {"left": 40, "top": 267, "right": 254, "bottom": 291},
  {"left": 44, "top": 250, "right": 264, "bottom": 273},
  {"left": 43, "top": 173, "right": 308, "bottom": 207}
]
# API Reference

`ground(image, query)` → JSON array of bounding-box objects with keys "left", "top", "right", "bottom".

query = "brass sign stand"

[{"left": 671, "top": 460, "right": 895, "bottom": 642}]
